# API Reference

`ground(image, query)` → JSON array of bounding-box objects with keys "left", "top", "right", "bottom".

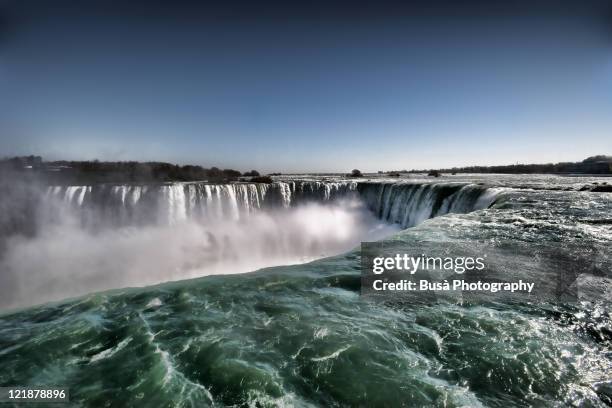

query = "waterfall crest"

[
  {"left": 358, "top": 182, "right": 501, "bottom": 228},
  {"left": 1, "top": 179, "right": 503, "bottom": 308},
  {"left": 44, "top": 181, "right": 359, "bottom": 227},
  {"left": 44, "top": 180, "right": 501, "bottom": 228}
]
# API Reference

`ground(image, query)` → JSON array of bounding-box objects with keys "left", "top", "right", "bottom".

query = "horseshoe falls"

[
  {"left": 40, "top": 181, "right": 497, "bottom": 228},
  {"left": 0, "top": 174, "right": 610, "bottom": 407},
  {"left": 1, "top": 179, "right": 499, "bottom": 309}
]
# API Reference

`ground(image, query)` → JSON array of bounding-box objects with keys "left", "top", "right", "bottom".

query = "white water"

[
  {"left": 0, "top": 197, "right": 398, "bottom": 309},
  {"left": 358, "top": 182, "right": 501, "bottom": 227},
  {"left": 42, "top": 182, "right": 359, "bottom": 227},
  {"left": 0, "top": 180, "right": 502, "bottom": 309}
]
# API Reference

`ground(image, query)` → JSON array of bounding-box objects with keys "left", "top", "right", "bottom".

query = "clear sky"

[{"left": 1, "top": 0, "right": 611, "bottom": 172}]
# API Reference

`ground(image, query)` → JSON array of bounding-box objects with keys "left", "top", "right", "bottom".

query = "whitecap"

[
  {"left": 311, "top": 345, "right": 351, "bottom": 362},
  {"left": 146, "top": 298, "right": 162, "bottom": 308},
  {"left": 90, "top": 337, "right": 132, "bottom": 363}
]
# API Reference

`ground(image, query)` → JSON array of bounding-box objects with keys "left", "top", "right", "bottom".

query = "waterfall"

[
  {"left": 42, "top": 180, "right": 501, "bottom": 229},
  {"left": 0, "top": 178, "right": 504, "bottom": 306},
  {"left": 357, "top": 182, "right": 501, "bottom": 228}
]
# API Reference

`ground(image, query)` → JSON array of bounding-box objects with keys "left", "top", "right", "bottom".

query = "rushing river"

[{"left": 0, "top": 174, "right": 610, "bottom": 407}]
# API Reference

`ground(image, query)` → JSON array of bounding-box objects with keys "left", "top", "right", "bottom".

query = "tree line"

[
  {"left": 393, "top": 156, "right": 612, "bottom": 175},
  {"left": 0, "top": 156, "right": 270, "bottom": 183}
]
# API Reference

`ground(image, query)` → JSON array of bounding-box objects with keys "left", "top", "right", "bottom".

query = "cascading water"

[
  {"left": 3, "top": 175, "right": 609, "bottom": 407},
  {"left": 43, "top": 181, "right": 358, "bottom": 227},
  {"left": 43, "top": 180, "right": 500, "bottom": 229},
  {"left": 357, "top": 181, "right": 501, "bottom": 228},
  {"left": 0, "top": 179, "right": 503, "bottom": 310}
]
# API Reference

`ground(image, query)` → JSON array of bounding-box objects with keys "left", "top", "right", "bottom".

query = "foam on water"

[
  {"left": 0, "top": 175, "right": 610, "bottom": 406},
  {"left": 1, "top": 180, "right": 501, "bottom": 309}
]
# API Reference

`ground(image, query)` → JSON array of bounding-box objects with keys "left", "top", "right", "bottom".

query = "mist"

[{"left": 0, "top": 193, "right": 398, "bottom": 310}]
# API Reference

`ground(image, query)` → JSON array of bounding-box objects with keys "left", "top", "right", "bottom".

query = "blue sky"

[{"left": 1, "top": 0, "right": 611, "bottom": 172}]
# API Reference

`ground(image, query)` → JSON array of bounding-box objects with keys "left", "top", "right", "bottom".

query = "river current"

[{"left": 0, "top": 174, "right": 610, "bottom": 407}]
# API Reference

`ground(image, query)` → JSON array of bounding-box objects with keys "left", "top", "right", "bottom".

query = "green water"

[{"left": 0, "top": 182, "right": 611, "bottom": 407}]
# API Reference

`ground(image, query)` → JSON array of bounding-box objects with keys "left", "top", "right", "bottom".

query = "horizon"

[
  {"left": 1, "top": 0, "right": 612, "bottom": 172},
  {"left": 5, "top": 152, "right": 611, "bottom": 174}
]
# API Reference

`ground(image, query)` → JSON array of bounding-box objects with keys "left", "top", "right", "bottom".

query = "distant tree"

[
  {"left": 428, "top": 170, "right": 441, "bottom": 177},
  {"left": 25, "top": 155, "right": 43, "bottom": 168},
  {"left": 350, "top": 169, "right": 362, "bottom": 177},
  {"left": 181, "top": 165, "right": 207, "bottom": 180},
  {"left": 251, "top": 176, "right": 273, "bottom": 183},
  {"left": 8, "top": 157, "right": 23, "bottom": 169},
  {"left": 222, "top": 169, "right": 241, "bottom": 179},
  {"left": 243, "top": 170, "right": 260, "bottom": 177},
  {"left": 0, "top": 158, "right": 251, "bottom": 182},
  {"left": 207, "top": 167, "right": 222, "bottom": 180},
  {"left": 583, "top": 155, "right": 612, "bottom": 163}
]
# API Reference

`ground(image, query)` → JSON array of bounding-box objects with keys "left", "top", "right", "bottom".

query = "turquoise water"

[{"left": 0, "top": 176, "right": 611, "bottom": 407}]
